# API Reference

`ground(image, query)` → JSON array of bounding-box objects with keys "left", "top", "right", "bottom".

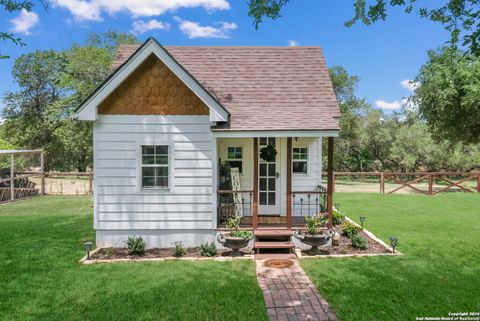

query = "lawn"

[
  {"left": 0, "top": 196, "right": 267, "bottom": 321},
  {"left": 302, "top": 193, "right": 480, "bottom": 321}
]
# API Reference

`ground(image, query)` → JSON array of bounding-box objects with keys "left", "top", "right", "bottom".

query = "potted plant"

[
  {"left": 294, "top": 215, "right": 335, "bottom": 255},
  {"left": 217, "top": 216, "right": 253, "bottom": 256}
]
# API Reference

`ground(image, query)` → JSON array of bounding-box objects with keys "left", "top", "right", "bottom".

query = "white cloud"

[
  {"left": 288, "top": 40, "right": 299, "bottom": 46},
  {"left": 400, "top": 79, "right": 419, "bottom": 92},
  {"left": 174, "top": 17, "right": 237, "bottom": 38},
  {"left": 131, "top": 19, "right": 170, "bottom": 35},
  {"left": 375, "top": 100, "right": 402, "bottom": 110},
  {"left": 50, "top": 0, "right": 230, "bottom": 21},
  {"left": 10, "top": 9, "right": 39, "bottom": 35}
]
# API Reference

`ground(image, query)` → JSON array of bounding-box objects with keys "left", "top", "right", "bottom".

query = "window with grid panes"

[
  {"left": 141, "top": 145, "right": 169, "bottom": 188},
  {"left": 292, "top": 147, "right": 308, "bottom": 174}
]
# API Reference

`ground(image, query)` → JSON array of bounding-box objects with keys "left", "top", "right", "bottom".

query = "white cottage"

[{"left": 74, "top": 38, "right": 340, "bottom": 250}]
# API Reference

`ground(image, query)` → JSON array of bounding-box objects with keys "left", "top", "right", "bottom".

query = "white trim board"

[
  {"left": 212, "top": 130, "right": 339, "bottom": 138},
  {"left": 73, "top": 38, "right": 229, "bottom": 123}
]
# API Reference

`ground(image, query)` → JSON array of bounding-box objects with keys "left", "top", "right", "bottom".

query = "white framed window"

[
  {"left": 141, "top": 145, "right": 169, "bottom": 189},
  {"left": 292, "top": 147, "right": 308, "bottom": 174},
  {"left": 227, "top": 147, "right": 243, "bottom": 173}
]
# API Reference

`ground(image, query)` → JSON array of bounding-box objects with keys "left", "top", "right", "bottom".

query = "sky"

[{"left": 0, "top": 0, "right": 449, "bottom": 113}]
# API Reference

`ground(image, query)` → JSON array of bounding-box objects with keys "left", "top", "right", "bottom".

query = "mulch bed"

[
  {"left": 299, "top": 225, "right": 391, "bottom": 256},
  {"left": 89, "top": 247, "right": 254, "bottom": 260}
]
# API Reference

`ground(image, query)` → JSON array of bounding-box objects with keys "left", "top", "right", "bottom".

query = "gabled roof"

[
  {"left": 73, "top": 38, "right": 229, "bottom": 122},
  {"left": 113, "top": 44, "right": 340, "bottom": 132}
]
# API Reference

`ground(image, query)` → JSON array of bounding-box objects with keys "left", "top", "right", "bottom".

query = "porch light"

[
  {"left": 359, "top": 216, "right": 366, "bottom": 229},
  {"left": 389, "top": 236, "right": 398, "bottom": 253},
  {"left": 83, "top": 241, "right": 93, "bottom": 259}
]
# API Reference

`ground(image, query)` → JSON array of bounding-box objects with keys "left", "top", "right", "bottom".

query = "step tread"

[
  {"left": 254, "top": 241, "right": 296, "bottom": 249},
  {"left": 254, "top": 229, "right": 293, "bottom": 237},
  {"left": 255, "top": 254, "right": 297, "bottom": 260}
]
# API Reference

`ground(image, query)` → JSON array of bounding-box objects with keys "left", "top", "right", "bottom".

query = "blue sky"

[{"left": 0, "top": 0, "right": 449, "bottom": 113}]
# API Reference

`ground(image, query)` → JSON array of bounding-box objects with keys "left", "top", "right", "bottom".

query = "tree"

[
  {"left": 247, "top": 0, "right": 480, "bottom": 55},
  {"left": 1, "top": 0, "right": 47, "bottom": 59},
  {"left": 413, "top": 46, "right": 480, "bottom": 145}
]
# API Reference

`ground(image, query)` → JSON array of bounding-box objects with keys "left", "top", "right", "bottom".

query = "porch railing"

[
  {"left": 290, "top": 186, "right": 327, "bottom": 217},
  {"left": 217, "top": 190, "right": 253, "bottom": 226}
]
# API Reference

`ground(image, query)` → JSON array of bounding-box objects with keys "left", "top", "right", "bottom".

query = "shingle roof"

[{"left": 113, "top": 44, "right": 340, "bottom": 131}]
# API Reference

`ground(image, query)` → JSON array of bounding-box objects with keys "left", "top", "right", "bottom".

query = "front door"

[{"left": 258, "top": 137, "right": 281, "bottom": 215}]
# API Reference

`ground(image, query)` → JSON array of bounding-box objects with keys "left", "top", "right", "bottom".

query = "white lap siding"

[{"left": 94, "top": 115, "right": 215, "bottom": 248}]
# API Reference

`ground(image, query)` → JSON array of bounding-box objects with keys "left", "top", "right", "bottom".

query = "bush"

[
  {"left": 226, "top": 216, "right": 253, "bottom": 239},
  {"left": 333, "top": 209, "right": 345, "bottom": 225},
  {"left": 126, "top": 236, "right": 146, "bottom": 255},
  {"left": 199, "top": 242, "right": 217, "bottom": 257},
  {"left": 172, "top": 241, "right": 186, "bottom": 258},
  {"left": 351, "top": 235, "right": 368, "bottom": 250},
  {"left": 341, "top": 222, "right": 361, "bottom": 238}
]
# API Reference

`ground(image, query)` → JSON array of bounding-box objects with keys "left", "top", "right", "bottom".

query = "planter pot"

[
  {"left": 217, "top": 233, "right": 251, "bottom": 257},
  {"left": 294, "top": 229, "right": 335, "bottom": 255}
]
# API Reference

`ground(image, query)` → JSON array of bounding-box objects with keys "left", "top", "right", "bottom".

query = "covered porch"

[{"left": 215, "top": 134, "right": 336, "bottom": 230}]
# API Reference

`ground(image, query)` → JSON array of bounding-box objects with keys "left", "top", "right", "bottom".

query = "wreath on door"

[{"left": 260, "top": 144, "right": 277, "bottom": 162}]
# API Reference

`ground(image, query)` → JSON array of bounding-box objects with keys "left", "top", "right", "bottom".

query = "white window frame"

[
  {"left": 292, "top": 146, "right": 309, "bottom": 175},
  {"left": 136, "top": 140, "right": 174, "bottom": 193},
  {"left": 226, "top": 146, "right": 244, "bottom": 175}
]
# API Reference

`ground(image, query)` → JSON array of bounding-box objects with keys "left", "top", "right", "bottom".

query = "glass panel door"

[{"left": 258, "top": 137, "right": 280, "bottom": 215}]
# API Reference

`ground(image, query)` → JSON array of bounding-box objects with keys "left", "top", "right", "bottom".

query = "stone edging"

[
  {"left": 79, "top": 248, "right": 255, "bottom": 264},
  {"left": 295, "top": 217, "right": 402, "bottom": 259}
]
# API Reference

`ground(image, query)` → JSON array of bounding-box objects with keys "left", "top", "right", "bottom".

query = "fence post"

[
  {"left": 40, "top": 151, "right": 45, "bottom": 196},
  {"left": 10, "top": 154, "right": 14, "bottom": 201},
  {"left": 428, "top": 174, "right": 433, "bottom": 195},
  {"left": 380, "top": 172, "right": 385, "bottom": 194},
  {"left": 88, "top": 172, "right": 93, "bottom": 195},
  {"left": 477, "top": 174, "right": 480, "bottom": 193}
]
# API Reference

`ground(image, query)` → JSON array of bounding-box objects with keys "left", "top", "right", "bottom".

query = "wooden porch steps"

[
  {"left": 254, "top": 229, "right": 293, "bottom": 237},
  {"left": 254, "top": 241, "right": 295, "bottom": 249}
]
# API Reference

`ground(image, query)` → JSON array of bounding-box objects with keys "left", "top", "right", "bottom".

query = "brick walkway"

[{"left": 256, "top": 259, "right": 339, "bottom": 321}]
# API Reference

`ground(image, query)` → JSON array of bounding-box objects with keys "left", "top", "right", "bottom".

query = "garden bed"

[
  {"left": 85, "top": 247, "right": 254, "bottom": 262},
  {"left": 297, "top": 217, "right": 397, "bottom": 258}
]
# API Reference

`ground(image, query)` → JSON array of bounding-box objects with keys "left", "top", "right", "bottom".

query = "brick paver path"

[{"left": 256, "top": 259, "right": 339, "bottom": 321}]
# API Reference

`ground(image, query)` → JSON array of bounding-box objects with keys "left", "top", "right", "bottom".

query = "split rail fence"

[{"left": 324, "top": 171, "right": 480, "bottom": 195}]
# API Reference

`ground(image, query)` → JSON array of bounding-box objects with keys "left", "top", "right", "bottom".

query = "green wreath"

[{"left": 260, "top": 144, "right": 277, "bottom": 162}]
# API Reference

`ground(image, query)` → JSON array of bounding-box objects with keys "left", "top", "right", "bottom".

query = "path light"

[
  {"left": 389, "top": 236, "right": 398, "bottom": 253},
  {"left": 84, "top": 241, "right": 93, "bottom": 259},
  {"left": 359, "top": 216, "right": 366, "bottom": 229}
]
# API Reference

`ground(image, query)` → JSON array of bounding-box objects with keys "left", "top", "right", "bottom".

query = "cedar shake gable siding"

[
  {"left": 99, "top": 54, "right": 209, "bottom": 115},
  {"left": 113, "top": 45, "right": 341, "bottom": 131}
]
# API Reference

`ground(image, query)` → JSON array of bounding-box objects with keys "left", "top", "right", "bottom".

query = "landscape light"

[
  {"left": 359, "top": 216, "right": 366, "bottom": 229},
  {"left": 389, "top": 236, "right": 398, "bottom": 253},
  {"left": 84, "top": 241, "right": 93, "bottom": 259}
]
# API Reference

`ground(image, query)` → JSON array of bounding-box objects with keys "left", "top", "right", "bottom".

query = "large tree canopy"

[
  {"left": 248, "top": 0, "right": 480, "bottom": 55},
  {"left": 413, "top": 46, "right": 480, "bottom": 145}
]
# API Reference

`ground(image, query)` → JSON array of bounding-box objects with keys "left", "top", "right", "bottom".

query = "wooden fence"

[{"left": 324, "top": 171, "right": 480, "bottom": 195}]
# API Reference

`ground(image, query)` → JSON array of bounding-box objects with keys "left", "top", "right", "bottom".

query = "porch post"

[
  {"left": 252, "top": 137, "right": 259, "bottom": 229},
  {"left": 327, "top": 137, "right": 334, "bottom": 228},
  {"left": 286, "top": 137, "right": 292, "bottom": 228}
]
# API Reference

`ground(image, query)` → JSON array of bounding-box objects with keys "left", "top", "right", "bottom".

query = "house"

[{"left": 73, "top": 37, "right": 340, "bottom": 249}]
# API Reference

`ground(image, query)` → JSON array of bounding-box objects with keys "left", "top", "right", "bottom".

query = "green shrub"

[
  {"left": 333, "top": 209, "right": 345, "bottom": 225},
  {"left": 199, "top": 242, "right": 217, "bottom": 257},
  {"left": 126, "top": 236, "right": 146, "bottom": 255},
  {"left": 351, "top": 235, "right": 368, "bottom": 250},
  {"left": 341, "top": 222, "right": 361, "bottom": 238},
  {"left": 226, "top": 216, "right": 253, "bottom": 239},
  {"left": 305, "top": 215, "right": 328, "bottom": 235},
  {"left": 172, "top": 241, "right": 186, "bottom": 258}
]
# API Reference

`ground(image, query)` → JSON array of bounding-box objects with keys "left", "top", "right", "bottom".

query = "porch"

[{"left": 215, "top": 135, "right": 335, "bottom": 230}]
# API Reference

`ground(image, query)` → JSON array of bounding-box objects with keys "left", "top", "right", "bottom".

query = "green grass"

[
  {"left": 301, "top": 193, "right": 480, "bottom": 321},
  {"left": 0, "top": 196, "right": 267, "bottom": 321}
]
